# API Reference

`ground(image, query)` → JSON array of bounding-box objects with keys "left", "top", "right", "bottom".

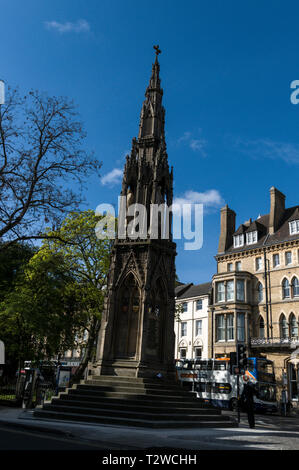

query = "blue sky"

[{"left": 2, "top": 0, "right": 299, "bottom": 284}]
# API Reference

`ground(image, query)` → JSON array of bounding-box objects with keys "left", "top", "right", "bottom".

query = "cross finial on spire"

[{"left": 153, "top": 45, "right": 161, "bottom": 57}]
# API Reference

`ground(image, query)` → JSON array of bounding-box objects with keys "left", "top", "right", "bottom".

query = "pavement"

[{"left": 0, "top": 406, "right": 299, "bottom": 450}]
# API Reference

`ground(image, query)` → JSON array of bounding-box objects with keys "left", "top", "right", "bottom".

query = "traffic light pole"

[
  {"left": 237, "top": 373, "right": 240, "bottom": 424},
  {"left": 236, "top": 342, "right": 247, "bottom": 424},
  {"left": 236, "top": 342, "right": 240, "bottom": 424}
]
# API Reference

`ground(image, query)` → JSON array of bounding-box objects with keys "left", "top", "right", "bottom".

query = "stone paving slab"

[{"left": 1, "top": 407, "right": 299, "bottom": 450}]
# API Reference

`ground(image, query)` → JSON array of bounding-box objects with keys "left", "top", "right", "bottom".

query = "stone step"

[
  {"left": 56, "top": 393, "right": 215, "bottom": 409},
  {"left": 87, "top": 375, "right": 169, "bottom": 384},
  {"left": 43, "top": 403, "right": 226, "bottom": 421},
  {"left": 68, "top": 388, "right": 199, "bottom": 402},
  {"left": 85, "top": 377, "right": 184, "bottom": 388},
  {"left": 77, "top": 384, "right": 194, "bottom": 396},
  {"left": 34, "top": 409, "right": 236, "bottom": 428},
  {"left": 83, "top": 379, "right": 186, "bottom": 391},
  {"left": 50, "top": 398, "right": 220, "bottom": 415}
]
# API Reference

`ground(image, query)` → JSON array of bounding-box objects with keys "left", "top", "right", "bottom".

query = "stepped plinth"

[{"left": 34, "top": 376, "right": 237, "bottom": 428}]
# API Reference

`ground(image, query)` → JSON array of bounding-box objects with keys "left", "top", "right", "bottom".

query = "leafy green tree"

[
  {"left": 0, "top": 243, "right": 35, "bottom": 371},
  {"left": 0, "top": 242, "right": 35, "bottom": 301},
  {"left": 0, "top": 250, "right": 78, "bottom": 368},
  {"left": 29, "top": 209, "right": 112, "bottom": 379},
  {"left": 0, "top": 210, "right": 112, "bottom": 375}
]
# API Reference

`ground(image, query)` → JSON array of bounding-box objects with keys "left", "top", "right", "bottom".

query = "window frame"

[
  {"left": 180, "top": 348, "right": 187, "bottom": 359},
  {"left": 195, "top": 319, "right": 202, "bottom": 337},
  {"left": 273, "top": 253, "right": 280, "bottom": 268},
  {"left": 259, "top": 316, "right": 265, "bottom": 339},
  {"left": 246, "top": 230, "right": 258, "bottom": 245},
  {"left": 292, "top": 277, "right": 299, "bottom": 297},
  {"left": 285, "top": 251, "right": 292, "bottom": 266},
  {"left": 236, "top": 279, "right": 245, "bottom": 302},
  {"left": 216, "top": 314, "right": 226, "bottom": 342},
  {"left": 216, "top": 282, "right": 225, "bottom": 303},
  {"left": 282, "top": 278, "right": 290, "bottom": 299},
  {"left": 255, "top": 257, "right": 263, "bottom": 271},
  {"left": 257, "top": 282, "right": 263, "bottom": 303},
  {"left": 237, "top": 312, "right": 245, "bottom": 342},
  {"left": 233, "top": 234, "right": 244, "bottom": 248},
  {"left": 181, "top": 321, "right": 187, "bottom": 337},
  {"left": 226, "top": 280, "right": 235, "bottom": 301},
  {"left": 280, "top": 314, "right": 289, "bottom": 339},
  {"left": 289, "top": 220, "right": 299, "bottom": 235},
  {"left": 289, "top": 313, "right": 298, "bottom": 338}
]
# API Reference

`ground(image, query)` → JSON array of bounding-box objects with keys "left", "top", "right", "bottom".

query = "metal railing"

[
  {"left": 0, "top": 379, "right": 19, "bottom": 402},
  {"left": 251, "top": 336, "right": 299, "bottom": 347}
]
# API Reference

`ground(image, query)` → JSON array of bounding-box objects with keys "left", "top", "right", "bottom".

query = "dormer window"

[
  {"left": 289, "top": 220, "right": 299, "bottom": 235},
  {"left": 246, "top": 230, "right": 258, "bottom": 245},
  {"left": 234, "top": 234, "right": 244, "bottom": 248}
]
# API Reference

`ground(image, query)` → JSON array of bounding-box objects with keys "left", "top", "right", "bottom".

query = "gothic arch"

[
  {"left": 291, "top": 276, "right": 299, "bottom": 297},
  {"left": 178, "top": 339, "right": 188, "bottom": 349},
  {"left": 282, "top": 278, "right": 290, "bottom": 299},
  {"left": 258, "top": 315, "right": 265, "bottom": 338},
  {"left": 257, "top": 282, "right": 263, "bottom": 303},
  {"left": 279, "top": 313, "right": 288, "bottom": 339},
  {"left": 193, "top": 338, "right": 203, "bottom": 347},
  {"left": 289, "top": 312, "right": 298, "bottom": 338},
  {"left": 115, "top": 250, "right": 143, "bottom": 290},
  {"left": 114, "top": 272, "right": 141, "bottom": 359},
  {"left": 144, "top": 276, "right": 168, "bottom": 363}
]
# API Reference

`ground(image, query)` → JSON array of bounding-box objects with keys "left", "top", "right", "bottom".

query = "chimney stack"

[
  {"left": 218, "top": 205, "right": 236, "bottom": 254},
  {"left": 269, "top": 187, "right": 285, "bottom": 235}
]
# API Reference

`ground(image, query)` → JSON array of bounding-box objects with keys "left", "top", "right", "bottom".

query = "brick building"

[{"left": 210, "top": 187, "right": 299, "bottom": 403}]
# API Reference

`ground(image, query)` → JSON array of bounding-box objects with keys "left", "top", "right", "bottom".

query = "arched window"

[
  {"left": 257, "top": 282, "right": 263, "bottom": 303},
  {"left": 292, "top": 277, "right": 299, "bottom": 297},
  {"left": 289, "top": 313, "right": 298, "bottom": 338},
  {"left": 259, "top": 316, "right": 265, "bottom": 339},
  {"left": 282, "top": 278, "right": 290, "bottom": 299},
  {"left": 280, "top": 314, "right": 288, "bottom": 339}
]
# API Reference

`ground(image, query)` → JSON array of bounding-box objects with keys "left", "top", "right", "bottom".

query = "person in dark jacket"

[{"left": 241, "top": 380, "right": 257, "bottom": 429}]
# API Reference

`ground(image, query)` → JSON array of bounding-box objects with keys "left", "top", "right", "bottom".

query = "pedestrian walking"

[{"left": 241, "top": 379, "right": 256, "bottom": 429}]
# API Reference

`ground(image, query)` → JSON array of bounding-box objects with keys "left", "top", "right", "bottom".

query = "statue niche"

[
  {"left": 146, "top": 277, "right": 167, "bottom": 361},
  {"left": 114, "top": 273, "right": 141, "bottom": 358}
]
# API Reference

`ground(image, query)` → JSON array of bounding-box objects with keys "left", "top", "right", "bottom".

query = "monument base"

[{"left": 88, "top": 359, "right": 176, "bottom": 381}]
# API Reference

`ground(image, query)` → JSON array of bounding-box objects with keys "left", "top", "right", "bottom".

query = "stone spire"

[
  {"left": 138, "top": 46, "right": 165, "bottom": 143},
  {"left": 121, "top": 46, "right": 172, "bottom": 220}
]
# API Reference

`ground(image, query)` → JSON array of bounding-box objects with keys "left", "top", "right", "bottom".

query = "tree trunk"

[{"left": 70, "top": 320, "right": 99, "bottom": 384}]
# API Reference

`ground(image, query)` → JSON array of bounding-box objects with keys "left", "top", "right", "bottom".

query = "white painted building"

[{"left": 175, "top": 282, "right": 211, "bottom": 361}]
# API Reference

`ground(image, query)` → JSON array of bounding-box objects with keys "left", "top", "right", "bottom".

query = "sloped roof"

[
  {"left": 223, "top": 207, "right": 299, "bottom": 255},
  {"left": 175, "top": 282, "right": 212, "bottom": 300}
]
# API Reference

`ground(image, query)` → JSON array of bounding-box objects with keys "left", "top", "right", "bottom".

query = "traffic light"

[
  {"left": 229, "top": 352, "right": 237, "bottom": 374},
  {"left": 237, "top": 344, "right": 247, "bottom": 368}
]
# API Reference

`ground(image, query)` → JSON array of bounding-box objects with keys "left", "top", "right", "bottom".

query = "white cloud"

[
  {"left": 173, "top": 189, "right": 224, "bottom": 214},
  {"left": 178, "top": 131, "right": 207, "bottom": 157},
  {"left": 189, "top": 139, "right": 208, "bottom": 155},
  {"left": 178, "top": 132, "right": 192, "bottom": 143},
  {"left": 101, "top": 168, "right": 123, "bottom": 186},
  {"left": 44, "top": 19, "right": 90, "bottom": 34},
  {"left": 234, "top": 138, "right": 299, "bottom": 165}
]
